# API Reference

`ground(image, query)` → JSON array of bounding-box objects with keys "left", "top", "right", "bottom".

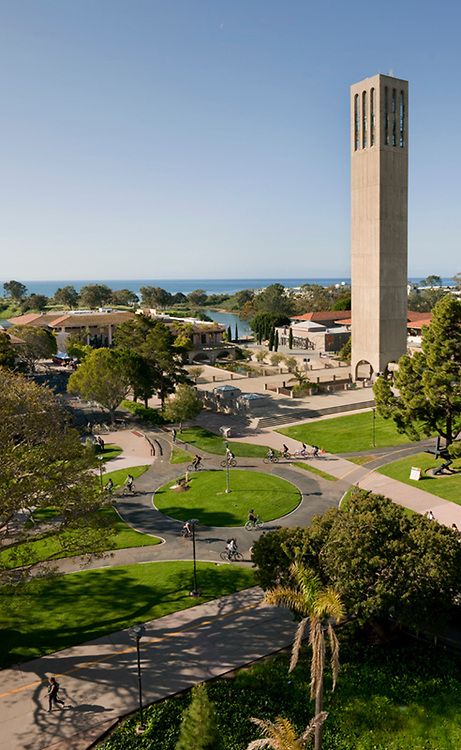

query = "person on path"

[
  {"left": 192, "top": 455, "right": 202, "bottom": 470},
  {"left": 47, "top": 677, "right": 64, "bottom": 712},
  {"left": 282, "top": 444, "right": 290, "bottom": 458},
  {"left": 426, "top": 509, "right": 435, "bottom": 521},
  {"left": 172, "top": 428, "right": 177, "bottom": 443},
  {"left": 125, "top": 474, "right": 134, "bottom": 493},
  {"left": 106, "top": 478, "right": 114, "bottom": 496}
]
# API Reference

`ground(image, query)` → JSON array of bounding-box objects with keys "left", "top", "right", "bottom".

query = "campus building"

[{"left": 351, "top": 73, "right": 408, "bottom": 379}]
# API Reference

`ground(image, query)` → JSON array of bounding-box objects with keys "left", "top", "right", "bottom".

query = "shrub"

[{"left": 121, "top": 400, "right": 167, "bottom": 424}]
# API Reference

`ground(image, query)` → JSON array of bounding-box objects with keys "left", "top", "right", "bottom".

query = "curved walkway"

[{"left": 55, "top": 429, "right": 344, "bottom": 575}]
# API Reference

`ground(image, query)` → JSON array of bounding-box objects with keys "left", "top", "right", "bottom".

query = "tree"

[
  {"left": 79, "top": 284, "right": 113, "bottom": 309},
  {"left": 453, "top": 273, "right": 461, "bottom": 290},
  {"left": 284, "top": 356, "right": 297, "bottom": 373},
  {"left": 374, "top": 295, "right": 461, "bottom": 451},
  {"left": 255, "top": 350, "right": 266, "bottom": 364},
  {"left": 289, "top": 367, "right": 310, "bottom": 395},
  {"left": 53, "top": 285, "right": 79, "bottom": 308},
  {"left": 9, "top": 326, "right": 57, "bottom": 371},
  {"left": 0, "top": 370, "right": 111, "bottom": 583},
  {"left": 3, "top": 280, "right": 27, "bottom": 303},
  {"left": 264, "top": 563, "right": 344, "bottom": 750},
  {"left": 332, "top": 293, "right": 351, "bottom": 311},
  {"left": 253, "top": 283, "right": 294, "bottom": 317},
  {"left": 110, "top": 289, "right": 139, "bottom": 307},
  {"left": 422, "top": 274, "right": 443, "bottom": 287},
  {"left": 175, "top": 683, "right": 219, "bottom": 750},
  {"left": 274, "top": 330, "right": 279, "bottom": 351},
  {"left": 337, "top": 336, "right": 351, "bottom": 364},
  {"left": 164, "top": 384, "right": 202, "bottom": 429},
  {"left": 407, "top": 287, "right": 447, "bottom": 312},
  {"left": 227, "top": 325, "right": 232, "bottom": 342},
  {"left": 139, "top": 286, "right": 172, "bottom": 309},
  {"left": 270, "top": 353, "right": 283, "bottom": 367},
  {"left": 122, "top": 350, "right": 156, "bottom": 406},
  {"left": 234, "top": 323, "right": 239, "bottom": 342},
  {"left": 188, "top": 366, "right": 204, "bottom": 383},
  {"left": 20, "top": 294, "right": 49, "bottom": 312},
  {"left": 247, "top": 713, "right": 327, "bottom": 750},
  {"left": 187, "top": 289, "right": 208, "bottom": 307},
  {"left": 0, "top": 332, "right": 16, "bottom": 369},
  {"left": 252, "top": 489, "right": 461, "bottom": 633},
  {"left": 288, "top": 328, "right": 293, "bottom": 350},
  {"left": 268, "top": 328, "right": 275, "bottom": 351},
  {"left": 68, "top": 348, "right": 130, "bottom": 421},
  {"left": 250, "top": 313, "right": 290, "bottom": 344}
]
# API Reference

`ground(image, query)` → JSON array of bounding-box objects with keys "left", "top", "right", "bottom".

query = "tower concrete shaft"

[{"left": 351, "top": 73, "right": 408, "bottom": 378}]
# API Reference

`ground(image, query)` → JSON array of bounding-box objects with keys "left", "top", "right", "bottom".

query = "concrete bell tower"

[{"left": 351, "top": 74, "right": 408, "bottom": 378}]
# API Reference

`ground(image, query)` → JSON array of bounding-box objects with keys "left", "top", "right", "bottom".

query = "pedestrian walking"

[
  {"left": 47, "top": 677, "right": 65, "bottom": 711},
  {"left": 172, "top": 428, "right": 177, "bottom": 443},
  {"left": 426, "top": 510, "right": 435, "bottom": 521}
]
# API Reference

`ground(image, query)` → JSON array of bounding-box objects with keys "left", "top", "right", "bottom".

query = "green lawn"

[
  {"left": 170, "top": 446, "right": 191, "bottom": 464},
  {"left": 178, "top": 426, "right": 271, "bottom": 458},
  {"left": 378, "top": 453, "right": 461, "bottom": 504},
  {"left": 0, "top": 506, "right": 160, "bottom": 570},
  {"left": 154, "top": 469, "right": 300, "bottom": 526},
  {"left": 0, "top": 561, "right": 255, "bottom": 667},
  {"left": 100, "top": 638, "right": 461, "bottom": 750},
  {"left": 279, "top": 411, "right": 417, "bottom": 453},
  {"left": 293, "top": 462, "right": 337, "bottom": 481},
  {"left": 103, "top": 464, "right": 149, "bottom": 488},
  {"left": 101, "top": 443, "right": 122, "bottom": 461}
]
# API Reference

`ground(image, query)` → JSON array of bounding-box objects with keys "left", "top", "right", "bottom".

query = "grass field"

[
  {"left": 178, "top": 426, "right": 271, "bottom": 458},
  {"left": 293, "top": 462, "right": 337, "bottom": 481},
  {"left": 100, "top": 637, "right": 461, "bottom": 750},
  {"left": 279, "top": 411, "right": 417, "bottom": 453},
  {"left": 378, "top": 453, "right": 461, "bottom": 504},
  {"left": 102, "top": 464, "right": 149, "bottom": 489},
  {"left": 0, "top": 561, "right": 255, "bottom": 667},
  {"left": 154, "top": 470, "right": 300, "bottom": 526},
  {"left": 0, "top": 506, "right": 160, "bottom": 570},
  {"left": 170, "top": 446, "right": 191, "bottom": 464}
]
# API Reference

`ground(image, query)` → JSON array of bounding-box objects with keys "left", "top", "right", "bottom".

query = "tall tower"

[{"left": 351, "top": 74, "right": 408, "bottom": 378}]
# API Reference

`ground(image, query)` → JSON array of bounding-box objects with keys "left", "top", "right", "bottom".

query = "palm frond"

[
  {"left": 327, "top": 623, "right": 340, "bottom": 691},
  {"left": 248, "top": 716, "right": 300, "bottom": 749},
  {"left": 314, "top": 588, "right": 345, "bottom": 622},
  {"left": 300, "top": 712, "right": 328, "bottom": 743},
  {"left": 290, "top": 563, "right": 321, "bottom": 611},
  {"left": 289, "top": 617, "right": 309, "bottom": 673},
  {"left": 309, "top": 620, "right": 325, "bottom": 700},
  {"left": 264, "top": 586, "right": 307, "bottom": 617}
]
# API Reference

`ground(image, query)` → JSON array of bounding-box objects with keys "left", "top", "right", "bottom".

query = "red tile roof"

[{"left": 291, "top": 310, "right": 351, "bottom": 322}]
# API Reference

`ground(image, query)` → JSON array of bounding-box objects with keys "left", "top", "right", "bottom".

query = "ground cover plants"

[
  {"left": 279, "top": 411, "right": 416, "bottom": 453},
  {"left": 178, "top": 426, "right": 271, "bottom": 458},
  {"left": 154, "top": 470, "right": 300, "bottom": 526},
  {"left": 377, "top": 452, "right": 461, "bottom": 503},
  {"left": 99, "top": 637, "right": 461, "bottom": 750},
  {"left": 0, "top": 561, "right": 255, "bottom": 667}
]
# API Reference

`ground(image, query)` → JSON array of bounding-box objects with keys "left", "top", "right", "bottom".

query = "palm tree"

[
  {"left": 263, "top": 563, "right": 344, "bottom": 750},
  {"left": 246, "top": 713, "right": 327, "bottom": 750}
]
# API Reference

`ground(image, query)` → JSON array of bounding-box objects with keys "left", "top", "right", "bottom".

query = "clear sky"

[{"left": 1, "top": 0, "right": 460, "bottom": 280}]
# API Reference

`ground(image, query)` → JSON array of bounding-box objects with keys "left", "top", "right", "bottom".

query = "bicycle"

[
  {"left": 220, "top": 457, "right": 237, "bottom": 468},
  {"left": 220, "top": 548, "right": 243, "bottom": 562},
  {"left": 263, "top": 454, "right": 279, "bottom": 464},
  {"left": 187, "top": 462, "right": 203, "bottom": 472},
  {"left": 244, "top": 517, "right": 263, "bottom": 531},
  {"left": 180, "top": 527, "right": 192, "bottom": 539}
]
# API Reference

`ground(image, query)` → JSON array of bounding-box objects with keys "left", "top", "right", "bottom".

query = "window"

[
  {"left": 399, "top": 90, "right": 405, "bottom": 147},
  {"left": 384, "top": 86, "right": 389, "bottom": 145},
  {"left": 362, "top": 91, "right": 367, "bottom": 148},
  {"left": 370, "top": 87, "right": 375, "bottom": 145},
  {"left": 392, "top": 88, "right": 397, "bottom": 145},
  {"left": 200, "top": 334, "right": 206, "bottom": 345},
  {"left": 354, "top": 94, "right": 360, "bottom": 150}
]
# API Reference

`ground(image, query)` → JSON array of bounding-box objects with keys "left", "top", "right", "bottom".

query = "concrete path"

[
  {"left": 95, "top": 429, "right": 155, "bottom": 472},
  {"left": 0, "top": 588, "right": 296, "bottom": 750}
]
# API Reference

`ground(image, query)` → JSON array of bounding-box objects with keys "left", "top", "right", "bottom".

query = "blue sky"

[{"left": 1, "top": 0, "right": 460, "bottom": 280}]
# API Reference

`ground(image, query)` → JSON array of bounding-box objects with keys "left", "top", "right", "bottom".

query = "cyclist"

[
  {"left": 182, "top": 520, "right": 192, "bottom": 537},
  {"left": 192, "top": 455, "right": 202, "bottom": 470},
  {"left": 300, "top": 443, "right": 308, "bottom": 456},
  {"left": 226, "top": 538, "right": 238, "bottom": 558},
  {"left": 311, "top": 445, "right": 320, "bottom": 457},
  {"left": 225, "top": 447, "right": 235, "bottom": 462},
  {"left": 106, "top": 478, "right": 114, "bottom": 495},
  {"left": 125, "top": 474, "right": 134, "bottom": 493},
  {"left": 282, "top": 444, "right": 290, "bottom": 458},
  {"left": 266, "top": 448, "right": 275, "bottom": 461},
  {"left": 247, "top": 509, "right": 258, "bottom": 526}
]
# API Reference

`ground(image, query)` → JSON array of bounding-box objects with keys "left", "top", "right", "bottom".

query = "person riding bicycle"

[
  {"left": 125, "top": 474, "right": 134, "bottom": 493},
  {"left": 182, "top": 520, "right": 192, "bottom": 536},
  {"left": 311, "top": 445, "right": 320, "bottom": 457},
  {"left": 192, "top": 454, "right": 202, "bottom": 470},
  {"left": 225, "top": 447, "right": 235, "bottom": 462},
  {"left": 300, "top": 442, "right": 308, "bottom": 456},
  {"left": 282, "top": 444, "right": 290, "bottom": 458},
  {"left": 266, "top": 448, "right": 275, "bottom": 461},
  {"left": 226, "top": 538, "right": 238, "bottom": 557},
  {"left": 247, "top": 509, "right": 258, "bottom": 525}
]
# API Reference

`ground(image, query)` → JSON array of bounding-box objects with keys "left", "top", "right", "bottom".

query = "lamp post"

[
  {"left": 189, "top": 518, "right": 200, "bottom": 598},
  {"left": 372, "top": 408, "right": 376, "bottom": 448},
  {"left": 225, "top": 460, "right": 231, "bottom": 494},
  {"left": 129, "top": 623, "right": 146, "bottom": 733},
  {"left": 97, "top": 455, "right": 104, "bottom": 491}
]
